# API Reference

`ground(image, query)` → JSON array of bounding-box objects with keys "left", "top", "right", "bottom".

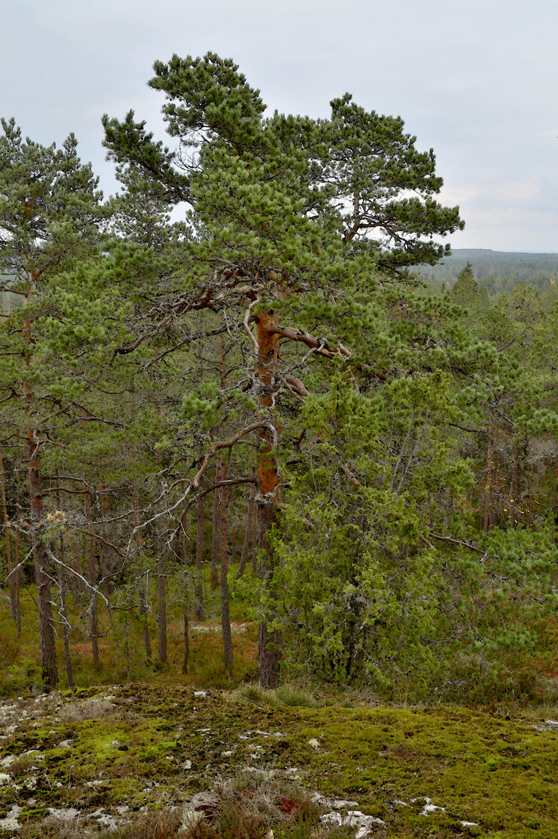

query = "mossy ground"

[{"left": 1, "top": 684, "right": 557, "bottom": 838}]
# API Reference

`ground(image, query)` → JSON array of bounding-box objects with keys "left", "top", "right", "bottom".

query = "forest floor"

[{"left": 1, "top": 682, "right": 558, "bottom": 839}]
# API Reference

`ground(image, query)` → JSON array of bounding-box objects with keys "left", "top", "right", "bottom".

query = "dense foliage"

[{"left": 1, "top": 55, "right": 558, "bottom": 703}]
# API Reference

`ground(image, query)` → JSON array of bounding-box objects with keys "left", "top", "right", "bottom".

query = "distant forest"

[{"left": 414, "top": 249, "right": 558, "bottom": 297}]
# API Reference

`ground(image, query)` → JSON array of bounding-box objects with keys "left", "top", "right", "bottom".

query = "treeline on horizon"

[
  {"left": 2, "top": 51, "right": 558, "bottom": 706},
  {"left": 415, "top": 249, "right": 558, "bottom": 299}
]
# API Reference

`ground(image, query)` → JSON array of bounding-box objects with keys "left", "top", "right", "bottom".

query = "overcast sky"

[{"left": 3, "top": 0, "right": 558, "bottom": 252}]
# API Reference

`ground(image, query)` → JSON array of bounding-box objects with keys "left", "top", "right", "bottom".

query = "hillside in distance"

[{"left": 414, "top": 249, "right": 558, "bottom": 296}]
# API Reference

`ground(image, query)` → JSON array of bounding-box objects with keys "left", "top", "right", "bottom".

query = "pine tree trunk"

[
  {"left": 210, "top": 460, "right": 221, "bottom": 588},
  {"left": 195, "top": 476, "right": 205, "bottom": 620},
  {"left": 219, "top": 460, "right": 233, "bottom": 671},
  {"left": 255, "top": 311, "right": 282, "bottom": 689},
  {"left": 236, "top": 468, "right": 256, "bottom": 579},
  {"left": 157, "top": 528, "right": 168, "bottom": 664},
  {"left": 84, "top": 491, "right": 99, "bottom": 665},
  {"left": 182, "top": 529, "right": 190, "bottom": 673},
  {"left": 28, "top": 430, "right": 58, "bottom": 688}
]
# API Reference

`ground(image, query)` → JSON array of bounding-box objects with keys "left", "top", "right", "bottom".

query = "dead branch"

[
  {"left": 268, "top": 324, "right": 351, "bottom": 359},
  {"left": 243, "top": 297, "right": 260, "bottom": 353},
  {"left": 427, "top": 532, "right": 484, "bottom": 554},
  {"left": 75, "top": 529, "right": 124, "bottom": 557}
]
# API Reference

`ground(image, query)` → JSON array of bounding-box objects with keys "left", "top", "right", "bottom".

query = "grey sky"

[{"left": 3, "top": 0, "right": 558, "bottom": 251}]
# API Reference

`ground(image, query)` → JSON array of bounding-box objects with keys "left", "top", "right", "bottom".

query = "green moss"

[{"left": 2, "top": 685, "right": 558, "bottom": 836}]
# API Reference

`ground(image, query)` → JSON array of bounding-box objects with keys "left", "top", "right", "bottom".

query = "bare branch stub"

[{"left": 267, "top": 324, "right": 352, "bottom": 359}]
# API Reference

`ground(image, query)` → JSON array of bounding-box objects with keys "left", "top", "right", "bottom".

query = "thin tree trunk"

[
  {"left": 510, "top": 438, "right": 519, "bottom": 525},
  {"left": 57, "top": 522, "right": 75, "bottom": 689},
  {"left": 157, "top": 527, "right": 167, "bottom": 664},
  {"left": 14, "top": 496, "right": 21, "bottom": 636},
  {"left": 99, "top": 486, "right": 113, "bottom": 599},
  {"left": 183, "top": 609, "right": 190, "bottom": 673},
  {"left": 124, "top": 612, "right": 131, "bottom": 681},
  {"left": 133, "top": 484, "right": 151, "bottom": 661},
  {"left": 210, "top": 460, "right": 221, "bottom": 588},
  {"left": 68, "top": 537, "right": 81, "bottom": 614},
  {"left": 219, "top": 459, "right": 233, "bottom": 671},
  {"left": 182, "top": 529, "right": 190, "bottom": 673},
  {"left": 194, "top": 476, "right": 205, "bottom": 620},
  {"left": 84, "top": 491, "right": 99, "bottom": 665},
  {"left": 484, "top": 429, "right": 493, "bottom": 533},
  {"left": 28, "top": 429, "right": 58, "bottom": 688},
  {"left": 0, "top": 448, "right": 20, "bottom": 632},
  {"left": 23, "top": 275, "right": 57, "bottom": 686},
  {"left": 211, "top": 334, "right": 228, "bottom": 590},
  {"left": 255, "top": 311, "right": 282, "bottom": 689},
  {"left": 230, "top": 496, "right": 236, "bottom": 567},
  {"left": 252, "top": 513, "right": 258, "bottom": 576},
  {"left": 236, "top": 468, "right": 256, "bottom": 579}
]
